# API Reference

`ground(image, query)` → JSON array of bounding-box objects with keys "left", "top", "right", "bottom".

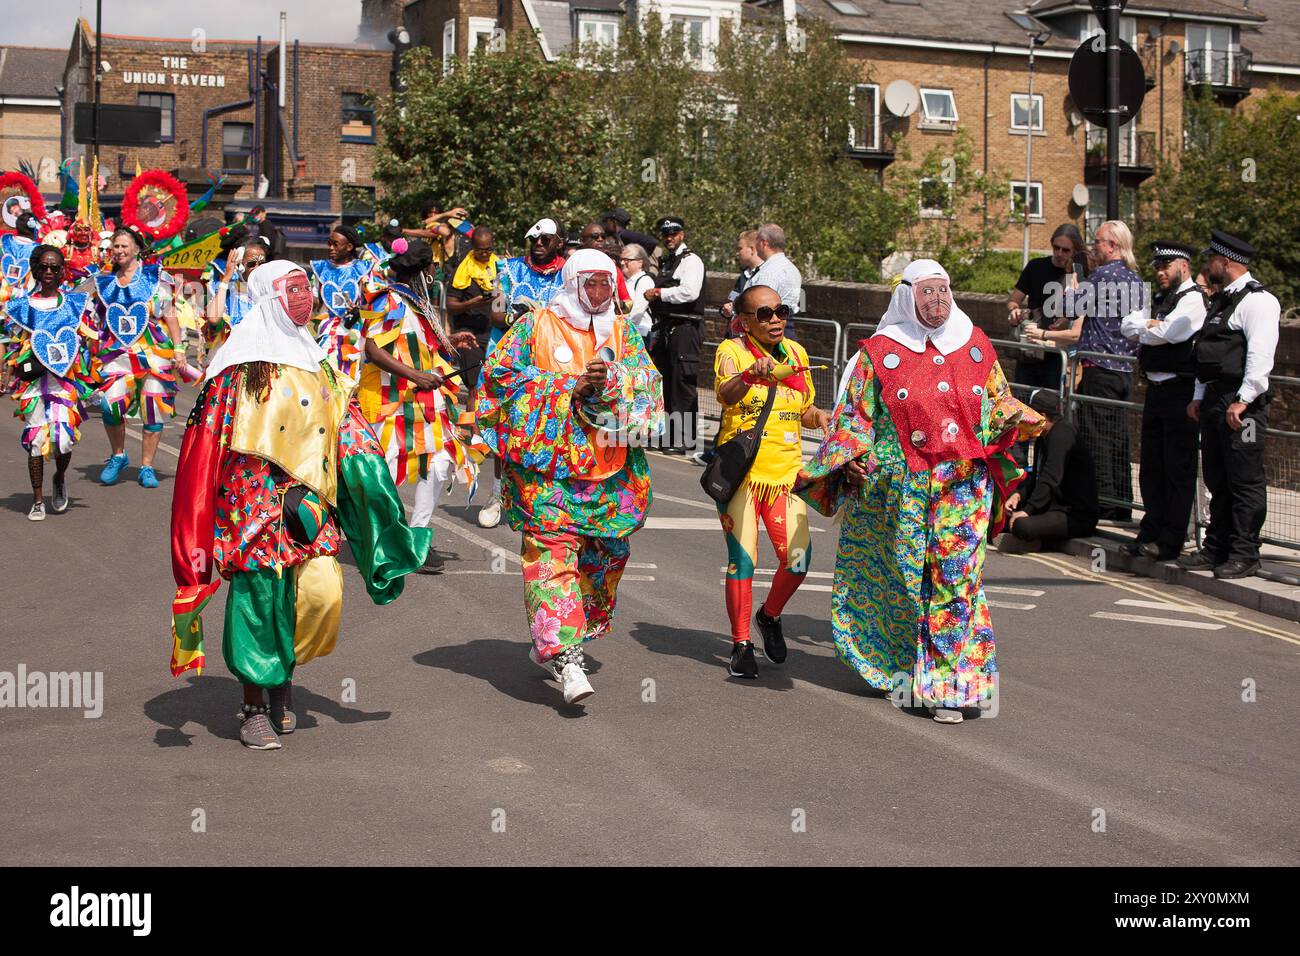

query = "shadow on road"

[
  {"left": 142, "top": 674, "right": 392, "bottom": 747},
  {"left": 412, "top": 639, "right": 592, "bottom": 718}
]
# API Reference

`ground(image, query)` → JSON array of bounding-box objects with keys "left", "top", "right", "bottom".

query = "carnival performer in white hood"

[
  {"left": 170, "top": 261, "right": 431, "bottom": 751},
  {"left": 795, "top": 260, "right": 1043, "bottom": 723},
  {"left": 478, "top": 248, "right": 664, "bottom": 706}
]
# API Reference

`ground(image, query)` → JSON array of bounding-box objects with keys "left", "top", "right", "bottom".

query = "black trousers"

[
  {"left": 1013, "top": 352, "right": 1064, "bottom": 390},
  {"left": 1075, "top": 365, "right": 1134, "bottom": 519},
  {"left": 1012, "top": 509, "right": 1096, "bottom": 547},
  {"left": 652, "top": 319, "right": 701, "bottom": 449},
  {"left": 1200, "top": 384, "right": 1268, "bottom": 563},
  {"left": 1137, "top": 377, "right": 1199, "bottom": 550}
]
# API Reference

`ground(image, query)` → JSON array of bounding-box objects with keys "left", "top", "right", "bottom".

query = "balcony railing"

[
  {"left": 848, "top": 111, "right": 901, "bottom": 156},
  {"left": 1086, "top": 128, "right": 1155, "bottom": 170},
  {"left": 1185, "top": 48, "right": 1251, "bottom": 89}
]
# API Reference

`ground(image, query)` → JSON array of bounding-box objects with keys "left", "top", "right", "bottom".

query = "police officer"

[
  {"left": 1178, "top": 230, "right": 1280, "bottom": 579},
  {"left": 1119, "top": 241, "right": 1207, "bottom": 560},
  {"left": 644, "top": 216, "right": 705, "bottom": 455}
]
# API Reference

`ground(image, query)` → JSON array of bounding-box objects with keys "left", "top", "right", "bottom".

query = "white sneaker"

[
  {"left": 477, "top": 494, "right": 503, "bottom": 528},
  {"left": 558, "top": 662, "right": 594, "bottom": 705},
  {"left": 529, "top": 646, "right": 561, "bottom": 681},
  {"left": 28, "top": 501, "right": 45, "bottom": 522}
]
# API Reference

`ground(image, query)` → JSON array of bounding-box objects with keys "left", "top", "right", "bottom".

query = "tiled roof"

[
  {"left": 781, "top": 0, "right": 1077, "bottom": 50},
  {"left": 0, "top": 46, "right": 65, "bottom": 100},
  {"left": 1234, "top": 0, "right": 1300, "bottom": 68},
  {"left": 1027, "top": 0, "right": 1265, "bottom": 21}
]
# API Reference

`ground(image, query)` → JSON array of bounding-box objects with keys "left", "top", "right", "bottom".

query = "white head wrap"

[
  {"left": 872, "top": 258, "right": 973, "bottom": 355},
  {"left": 550, "top": 247, "right": 619, "bottom": 349},
  {"left": 204, "top": 260, "right": 327, "bottom": 381}
]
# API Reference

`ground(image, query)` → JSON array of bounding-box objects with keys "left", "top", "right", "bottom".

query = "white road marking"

[
  {"left": 985, "top": 585, "right": 1046, "bottom": 597},
  {"left": 1090, "top": 611, "right": 1224, "bottom": 631},
  {"left": 1114, "top": 598, "right": 1237, "bottom": 614},
  {"left": 719, "top": 567, "right": 833, "bottom": 579},
  {"left": 429, "top": 514, "right": 520, "bottom": 563},
  {"left": 987, "top": 600, "right": 1037, "bottom": 611},
  {"left": 652, "top": 492, "right": 718, "bottom": 512},
  {"left": 628, "top": 562, "right": 658, "bottom": 569},
  {"left": 725, "top": 578, "right": 832, "bottom": 593}
]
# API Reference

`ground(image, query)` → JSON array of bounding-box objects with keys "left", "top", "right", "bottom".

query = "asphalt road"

[{"left": 1, "top": 383, "right": 1297, "bottom": 866}]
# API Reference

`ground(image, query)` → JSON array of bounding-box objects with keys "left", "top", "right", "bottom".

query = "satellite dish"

[
  {"left": 884, "top": 80, "right": 920, "bottom": 118},
  {"left": 1069, "top": 110, "right": 1083, "bottom": 128},
  {"left": 1072, "top": 184, "right": 1090, "bottom": 207}
]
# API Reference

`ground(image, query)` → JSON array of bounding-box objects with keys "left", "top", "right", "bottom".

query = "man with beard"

[
  {"left": 478, "top": 218, "right": 567, "bottom": 529},
  {"left": 1180, "top": 230, "right": 1280, "bottom": 580},
  {"left": 1118, "top": 241, "right": 1207, "bottom": 561}
]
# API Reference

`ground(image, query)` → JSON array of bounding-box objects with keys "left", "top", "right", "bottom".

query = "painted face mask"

[
  {"left": 913, "top": 278, "right": 953, "bottom": 329},
  {"left": 578, "top": 271, "right": 614, "bottom": 314},
  {"left": 275, "top": 270, "right": 315, "bottom": 326}
]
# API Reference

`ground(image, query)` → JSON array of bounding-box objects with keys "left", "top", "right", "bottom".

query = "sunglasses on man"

[{"left": 738, "top": 304, "right": 793, "bottom": 321}]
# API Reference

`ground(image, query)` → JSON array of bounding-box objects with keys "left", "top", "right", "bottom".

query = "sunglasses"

[{"left": 739, "top": 304, "right": 792, "bottom": 322}]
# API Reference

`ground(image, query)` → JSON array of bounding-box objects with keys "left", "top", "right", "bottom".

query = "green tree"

[
  {"left": 1136, "top": 89, "right": 1300, "bottom": 309},
  {"left": 373, "top": 41, "right": 615, "bottom": 249}
]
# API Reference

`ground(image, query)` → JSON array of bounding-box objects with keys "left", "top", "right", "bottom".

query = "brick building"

[
  {"left": 59, "top": 18, "right": 392, "bottom": 245},
  {"left": 0, "top": 46, "right": 64, "bottom": 191},
  {"left": 407, "top": 0, "right": 1299, "bottom": 252}
]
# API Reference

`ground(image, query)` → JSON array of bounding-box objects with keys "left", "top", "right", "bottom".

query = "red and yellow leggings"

[{"left": 717, "top": 482, "right": 810, "bottom": 642}]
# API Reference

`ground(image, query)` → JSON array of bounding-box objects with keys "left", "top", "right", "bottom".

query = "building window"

[
  {"left": 670, "top": 15, "right": 708, "bottom": 69},
  {"left": 314, "top": 185, "right": 332, "bottom": 206},
  {"left": 1010, "top": 93, "right": 1043, "bottom": 131},
  {"left": 137, "top": 92, "right": 174, "bottom": 142},
  {"left": 577, "top": 16, "right": 620, "bottom": 51},
  {"left": 1186, "top": 24, "right": 1239, "bottom": 85},
  {"left": 849, "top": 83, "right": 880, "bottom": 151},
  {"left": 1074, "top": 13, "right": 1137, "bottom": 46},
  {"left": 443, "top": 20, "right": 456, "bottom": 73},
  {"left": 1010, "top": 181, "right": 1044, "bottom": 220},
  {"left": 341, "top": 92, "right": 375, "bottom": 143},
  {"left": 919, "top": 88, "right": 958, "bottom": 128},
  {"left": 469, "top": 17, "right": 497, "bottom": 56},
  {"left": 1085, "top": 186, "right": 1136, "bottom": 241},
  {"left": 919, "top": 177, "right": 951, "bottom": 217},
  {"left": 221, "top": 122, "right": 253, "bottom": 172},
  {"left": 342, "top": 185, "right": 376, "bottom": 220}
]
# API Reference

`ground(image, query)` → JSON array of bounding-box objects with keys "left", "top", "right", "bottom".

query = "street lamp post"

[{"left": 1022, "top": 31, "right": 1050, "bottom": 268}]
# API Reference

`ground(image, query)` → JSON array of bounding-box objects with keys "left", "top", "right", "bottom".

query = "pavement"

[{"left": 1, "top": 383, "right": 1297, "bottom": 866}]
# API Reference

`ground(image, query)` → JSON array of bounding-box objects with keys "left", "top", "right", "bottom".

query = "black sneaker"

[
  {"left": 417, "top": 547, "right": 445, "bottom": 575},
  {"left": 1139, "top": 541, "right": 1181, "bottom": 562},
  {"left": 728, "top": 640, "right": 758, "bottom": 679},
  {"left": 1119, "top": 540, "right": 1146, "bottom": 556},
  {"left": 1213, "top": 559, "right": 1260, "bottom": 580},
  {"left": 1177, "top": 549, "right": 1220, "bottom": 571},
  {"left": 754, "top": 606, "right": 787, "bottom": 664}
]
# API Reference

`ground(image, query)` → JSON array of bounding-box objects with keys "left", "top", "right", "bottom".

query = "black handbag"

[
  {"left": 699, "top": 384, "right": 777, "bottom": 505},
  {"left": 15, "top": 352, "right": 45, "bottom": 382}
]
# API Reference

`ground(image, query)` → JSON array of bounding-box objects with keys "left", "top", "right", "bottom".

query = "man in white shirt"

[
  {"left": 748, "top": 223, "right": 802, "bottom": 338},
  {"left": 644, "top": 216, "right": 705, "bottom": 454},
  {"left": 1119, "top": 241, "right": 1207, "bottom": 560},
  {"left": 1178, "top": 230, "right": 1281, "bottom": 579}
]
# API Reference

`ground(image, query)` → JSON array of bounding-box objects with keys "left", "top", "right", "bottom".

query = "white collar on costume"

[{"left": 873, "top": 309, "right": 973, "bottom": 355}]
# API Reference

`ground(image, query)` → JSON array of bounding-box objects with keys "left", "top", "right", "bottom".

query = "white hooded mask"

[
  {"left": 872, "top": 258, "right": 973, "bottom": 355},
  {"left": 549, "top": 247, "right": 619, "bottom": 350},
  {"left": 204, "top": 260, "right": 328, "bottom": 381}
]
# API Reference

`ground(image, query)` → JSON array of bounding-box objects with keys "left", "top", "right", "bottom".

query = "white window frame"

[
  {"left": 849, "top": 83, "right": 881, "bottom": 151},
  {"left": 1010, "top": 180, "right": 1044, "bottom": 221},
  {"left": 442, "top": 20, "right": 456, "bottom": 73},
  {"left": 670, "top": 14, "right": 709, "bottom": 69},
  {"left": 468, "top": 17, "right": 497, "bottom": 57},
  {"left": 919, "top": 176, "right": 952, "bottom": 218},
  {"left": 578, "top": 16, "right": 620, "bottom": 48},
  {"left": 919, "top": 87, "right": 958, "bottom": 129},
  {"left": 1009, "top": 92, "right": 1043, "bottom": 132}
]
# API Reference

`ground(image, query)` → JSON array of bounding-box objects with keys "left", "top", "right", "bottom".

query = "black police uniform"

[
  {"left": 649, "top": 218, "right": 705, "bottom": 451},
  {"left": 1133, "top": 243, "right": 1206, "bottom": 555},
  {"left": 1189, "top": 231, "right": 1278, "bottom": 571}
]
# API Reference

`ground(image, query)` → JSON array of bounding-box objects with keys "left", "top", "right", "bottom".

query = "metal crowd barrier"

[{"left": 688, "top": 311, "right": 1300, "bottom": 556}]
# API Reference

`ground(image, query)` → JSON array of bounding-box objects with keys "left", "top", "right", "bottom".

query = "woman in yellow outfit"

[{"left": 713, "top": 284, "right": 830, "bottom": 679}]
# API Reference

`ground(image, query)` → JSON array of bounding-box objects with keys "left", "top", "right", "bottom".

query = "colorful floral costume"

[
  {"left": 310, "top": 256, "right": 379, "bottom": 378},
  {"left": 3, "top": 291, "right": 99, "bottom": 457},
  {"left": 92, "top": 264, "right": 181, "bottom": 428},
  {"left": 796, "top": 266, "right": 1041, "bottom": 710},
  {"left": 477, "top": 298, "right": 663, "bottom": 662},
  {"left": 169, "top": 359, "right": 432, "bottom": 685},
  {"left": 358, "top": 283, "right": 469, "bottom": 529},
  {"left": 713, "top": 335, "right": 816, "bottom": 642}
]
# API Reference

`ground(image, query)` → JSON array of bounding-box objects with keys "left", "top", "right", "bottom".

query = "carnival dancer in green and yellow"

[{"left": 168, "top": 261, "right": 430, "bottom": 751}]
